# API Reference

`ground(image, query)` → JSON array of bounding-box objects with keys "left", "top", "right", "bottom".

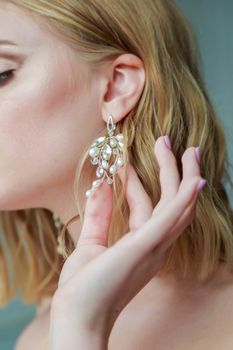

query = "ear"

[{"left": 100, "top": 53, "right": 145, "bottom": 124}]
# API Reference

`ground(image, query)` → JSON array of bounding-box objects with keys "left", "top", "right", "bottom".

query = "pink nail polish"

[
  {"left": 196, "top": 179, "right": 206, "bottom": 192},
  {"left": 164, "top": 135, "right": 172, "bottom": 149},
  {"left": 195, "top": 147, "right": 201, "bottom": 163}
]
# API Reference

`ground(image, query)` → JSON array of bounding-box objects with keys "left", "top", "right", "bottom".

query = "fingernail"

[
  {"left": 164, "top": 135, "right": 172, "bottom": 150},
  {"left": 195, "top": 146, "right": 201, "bottom": 164},
  {"left": 196, "top": 179, "right": 206, "bottom": 192}
]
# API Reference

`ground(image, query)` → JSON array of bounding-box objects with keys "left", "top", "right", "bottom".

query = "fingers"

[
  {"left": 178, "top": 147, "right": 201, "bottom": 193},
  {"left": 131, "top": 175, "right": 205, "bottom": 254},
  {"left": 76, "top": 181, "right": 113, "bottom": 248},
  {"left": 152, "top": 137, "right": 201, "bottom": 216},
  {"left": 168, "top": 189, "right": 198, "bottom": 235},
  {"left": 152, "top": 136, "right": 180, "bottom": 216},
  {"left": 155, "top": 189, "right": 200, "bottom": 256},
  {"left": 117, "top": 163, "right": 153, "bottom": 231},
  {"left": 154, "top": 136, "right": 180, "bottom": 201},
  {"left": 170, "top": 147, "right": 202, "bottom": 234}
]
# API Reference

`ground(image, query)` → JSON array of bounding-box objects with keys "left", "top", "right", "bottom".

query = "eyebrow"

[{"left": 0, "top": 40, "right": 17, "bottom": 46}]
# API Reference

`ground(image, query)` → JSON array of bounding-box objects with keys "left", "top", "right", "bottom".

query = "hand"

[{"left": 49, "top": 136, "right": 206, "bottom": 349}]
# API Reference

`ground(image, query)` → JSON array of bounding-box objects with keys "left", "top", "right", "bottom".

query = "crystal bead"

[
  {"left": 91, "top": 157, "right": 99, "bottom": 165},
  {"left": 116, "top": 133, "right": 123, "bottom": 142},
  {"left": 118, "top": 141, "right": 124, "bottom": 148},
  {"left": 102, "top": 152, "right": 110, "bottom": 160},
  {"left": 96, "top": 167, "right": 104, "bottom": 178},
  {"left": 109, "top": 164, "right": 117, "bottom": 174},
  {"left": 106, "top": 177, "right": 113, "bottom": 184},
  {"left": 89, "top": 147, "right": 100, "bottom": 158},
  {"left": 92, "top": 179, "right": 101, "bottom": 188},
  {"left": 102, "top": 160, "right": 109, "bottom": 169},
  {"left": 103, "top": 144, "right": 112, "bottom": 155},
  {"left": 110, "top": 137, "right": 117, "bottom": 148},
  {"left": 91, "top": 136, "right": 106, "bottom": 148},
  {"left": 96, "top": 136, "right": 106, "bottom": 144},
  {"left": 117, "top": 157, "right": 124, "bottom": 166},
  {"left": 91, "top": 141, "right": 98, "bottom": 148},
  {"left": 86, "top": 189, "right": 94, "bottom": 197}
]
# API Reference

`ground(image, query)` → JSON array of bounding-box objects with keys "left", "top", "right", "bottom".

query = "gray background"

[
  {"left": 0, "top": 1, "right": 232, "bottom": 349},
  {"left": 177, "top": 0, "right": 233, "bottom": 203}
]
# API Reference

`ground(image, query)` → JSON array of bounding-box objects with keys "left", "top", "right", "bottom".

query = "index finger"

[{"left": 77, "top": 181, "right": 113, "bottom": 248}]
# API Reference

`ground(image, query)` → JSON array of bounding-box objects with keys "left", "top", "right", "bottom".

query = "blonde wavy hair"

[{"left": 1, "top": 0, "right": 233, "bottom": 308}]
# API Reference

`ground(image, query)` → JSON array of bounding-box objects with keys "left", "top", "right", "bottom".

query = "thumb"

[{"left": 76, "top": 180, "right": 113, "bottom": 249}]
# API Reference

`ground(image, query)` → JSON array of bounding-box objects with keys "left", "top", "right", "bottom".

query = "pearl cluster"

[
  {"left": 52, "top": 212, "right": 63, "bottom": 255},
  {"left": 86, "top": 115, "right": 124, "bottom": 198}
]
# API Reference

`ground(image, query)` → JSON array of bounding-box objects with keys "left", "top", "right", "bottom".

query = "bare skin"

[{"left": 15, "top": 261, "right": 233, "bottom": 350}]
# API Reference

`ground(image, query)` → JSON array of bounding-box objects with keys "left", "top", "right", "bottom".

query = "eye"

[{"left": 0, "top": 70, "right": 14, "bottom": 85}]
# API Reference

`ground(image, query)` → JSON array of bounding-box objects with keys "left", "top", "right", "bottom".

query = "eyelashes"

[{"left": 0, "top": 69, "right": 15, "bottom": 86}]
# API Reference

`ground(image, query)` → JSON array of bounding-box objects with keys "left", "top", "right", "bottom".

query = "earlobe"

[{"left": 101, "top": 53, "right": 145, "bottom": 123}]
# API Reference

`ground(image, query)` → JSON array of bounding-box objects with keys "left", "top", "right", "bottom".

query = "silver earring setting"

[{"left": 86, "top": 114, "right": 125, "bottom": 198}]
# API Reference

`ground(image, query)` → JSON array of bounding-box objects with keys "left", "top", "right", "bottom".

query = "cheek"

[{"left": 0, "top": 61, "right": 90, "bottom": 209}]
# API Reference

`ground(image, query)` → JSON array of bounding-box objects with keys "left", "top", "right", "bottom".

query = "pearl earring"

[{"left": 86, "top": 114, "right": 125, "bottom": 198}]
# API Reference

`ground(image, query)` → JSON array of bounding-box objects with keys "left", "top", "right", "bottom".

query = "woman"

[{"left": 0, "top": 0, "right": 233, "bottom": 349}]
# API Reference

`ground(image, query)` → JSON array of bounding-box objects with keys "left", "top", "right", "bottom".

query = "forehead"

[{"left": 0, "top": 2, "right": 56, "bottom": 50}]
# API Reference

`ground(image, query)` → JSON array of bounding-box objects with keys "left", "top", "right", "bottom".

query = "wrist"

[
  {"left": 50, "top": 296, "right": 110, "bottom": 350},
  {"left": 49, "top": 318, "right": 109, "bottom": 350},
  {"left": 49, "top": 327, "right": 108, "bottom": 350}
]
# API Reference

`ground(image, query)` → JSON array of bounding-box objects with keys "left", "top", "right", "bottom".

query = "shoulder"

[{"left": 14, "top": 300, "right": 51, "bottom": 350}]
